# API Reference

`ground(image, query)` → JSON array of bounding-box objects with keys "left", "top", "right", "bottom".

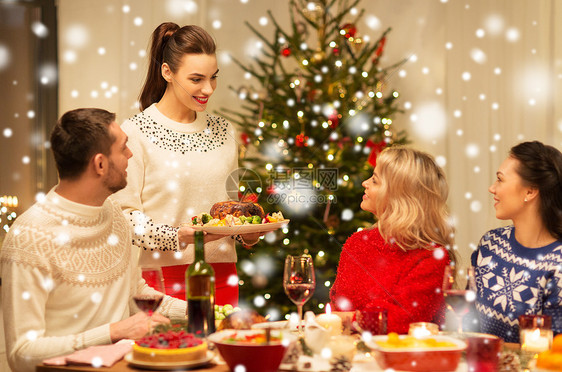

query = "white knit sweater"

[
  {"left": 0, "top": 189, "right": 186, "bottom": 372},
  {"left": 113, "top": 104, "right": 238, "bottom": 267}
]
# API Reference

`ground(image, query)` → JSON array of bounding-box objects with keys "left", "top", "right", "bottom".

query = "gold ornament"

[
  {"left": 325, "top": 215, "right": 340, "bottom": 235},
  {"left": 352, "top": 37, "right": 363, "bottom": 52},
  {"left": 239, "top": 144, "right": 247, "bottom": 160},
  {"left": 311, "top": 50, "right": 325, "bottom": 63},
  {"left": 301, "top": 2, "right": 323, "bottom": 23}
]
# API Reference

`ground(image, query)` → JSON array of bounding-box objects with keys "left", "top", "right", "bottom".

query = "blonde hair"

[{"left": 373, "top": 146, "right": 454, "bottom": 257}]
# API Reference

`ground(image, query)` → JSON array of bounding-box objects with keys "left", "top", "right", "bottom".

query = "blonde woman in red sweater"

[{"left": 330, "top": 146, "right": 455, "bottom": 333}]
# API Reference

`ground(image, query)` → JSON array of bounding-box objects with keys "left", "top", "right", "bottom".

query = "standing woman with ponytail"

[
  {"left": 471, "top": 141, "right": 562, "bottom": 342},
  {"left": 114, "top": 23, "right": 250, "bottom": 306}
]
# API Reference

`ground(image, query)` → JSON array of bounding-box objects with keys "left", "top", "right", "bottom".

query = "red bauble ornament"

[
  {"left": 332, "top": 47, "right": 340, "bottom": 56},
  {"left": 307, "top": 88, "right": 321, "bottom": 102},
  {"left": 372, "top": 36, "right": 387, "bottom": 63},
  {"left": 281, "top": 47, "right": 291, "bottom": 57},
  {"left": 365, "top": 139, "right": 387, "bottom": 167},
  {"left": 340, "top": 23, "right": 357, "bottom": 39},
  {"left": 337, "top": 137, "right": 352, "bottom": 149},
  {"left": 240, "top": 132, "right": 250, "bottom": 145},
  {"left": 296, "top": 133, "right": 309, "bottom": 147},
  {"left": 328, "top": 111, "right": 339, "bottom": 128}
]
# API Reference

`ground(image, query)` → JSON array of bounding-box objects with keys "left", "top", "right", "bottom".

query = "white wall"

[{"left": 57, "top": 0, "right": 562, "bottom": 268}]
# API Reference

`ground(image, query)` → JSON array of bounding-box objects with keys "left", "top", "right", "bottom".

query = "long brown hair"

[
  {"left": 139, "top": 23, "right": 216, "bottom": 111},
  {"left": 510, "top": 141, "right": 562, "bottom": 240}
]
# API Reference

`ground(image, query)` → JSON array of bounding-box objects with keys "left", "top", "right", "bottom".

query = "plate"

[
  {"left": 190, "top": 220, "right": 289, "bottom": 235},
  {"left": 251, "top": 320, "right": 290, "bottom": 330},
  {"left": 124, "top": 351, "right": 214, "bottom": 370}
]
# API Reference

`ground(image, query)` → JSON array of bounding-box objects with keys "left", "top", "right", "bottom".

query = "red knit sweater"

[{"left": 330, "top": 227, "right": 450, "bottom": 334}]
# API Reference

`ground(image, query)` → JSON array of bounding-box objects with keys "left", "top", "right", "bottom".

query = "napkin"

[
  {"left": 303, "top": 311, "right": 329, "bottom": 354},
  {"left": 42, "top": 339, "right": 133, "bottom": 367}
]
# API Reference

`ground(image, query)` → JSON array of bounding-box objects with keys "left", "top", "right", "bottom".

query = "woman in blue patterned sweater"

[{"left": 471, "top": 141, "right": 562, "bottom": 342}]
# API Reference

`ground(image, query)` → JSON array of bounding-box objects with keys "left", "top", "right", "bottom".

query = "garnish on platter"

[
  {"left": 188, "top": 201, "right": 289, "bottom": 234},
  {"left": 215, "top": 304, "right": 241, "bottom": 321},
  {"left": 220, "top": 331, "right": 283, "bottom": 345},
  {"left": 216, "top": 309, "right": 267, "bottom": 331}
]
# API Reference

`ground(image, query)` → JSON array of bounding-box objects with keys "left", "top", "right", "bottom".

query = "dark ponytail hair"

[
  {"left": 139, "top": 23, "right": 216, "bottom": 111},
  {"left": 510, "top": 141, "right": 562, "bottom": 240}
]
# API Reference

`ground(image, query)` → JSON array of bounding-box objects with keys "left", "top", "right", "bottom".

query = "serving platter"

[
  {"left": 251, "top": 320, "right": 291, "bottom": 330},
  {"left": 124, "top": 351, "right": 214, "bottom": 370},
  {"left": 190, "top": 220, "right": 289, "bottom": 235}
]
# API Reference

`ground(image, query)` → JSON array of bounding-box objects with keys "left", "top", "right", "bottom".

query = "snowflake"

[{"left": 485, "top": 267, "right": 531, "bottom": 312}]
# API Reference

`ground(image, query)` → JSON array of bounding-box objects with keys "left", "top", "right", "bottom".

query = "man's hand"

[{"left": 109, "top": 312, "right": 171, "bottom": 342}]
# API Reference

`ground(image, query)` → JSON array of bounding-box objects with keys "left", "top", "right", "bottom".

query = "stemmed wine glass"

[
  {"left": 442, "top": 265, "right": 476, "bottom": 334},
  {"left": 283, "top": 255, "right": 316, "bottom": 336},
  {"left": 134, "top": 267, "right": 166, "bottom": 316}
]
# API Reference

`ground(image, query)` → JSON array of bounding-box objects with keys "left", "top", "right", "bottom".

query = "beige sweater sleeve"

[
  {"left": 1, "top": 263, "right": 112, "bottom": 372},
  {"left": 113, "top": 119, "right": 181, "bottom": 254}
]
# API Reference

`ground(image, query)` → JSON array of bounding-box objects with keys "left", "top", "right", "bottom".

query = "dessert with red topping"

[{"left": 132, "top": 330, "right": 207, "bottom": 363}]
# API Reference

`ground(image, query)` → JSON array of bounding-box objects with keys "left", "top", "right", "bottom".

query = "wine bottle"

[{"left": 186, "top": 231, "right": 216, "bottom": 337}]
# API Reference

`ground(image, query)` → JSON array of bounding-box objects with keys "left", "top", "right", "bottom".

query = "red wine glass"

[
  {"left": 134, "top": 267, "right": 165, "bottom": 316},
  {"left": 283, "top": 255, "right": 315, "bottom": 336},
  {"left": 442, "top": 265, "right": 476, "bottom": 333}
]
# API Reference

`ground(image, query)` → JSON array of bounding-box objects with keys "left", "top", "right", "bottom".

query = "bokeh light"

[
  {"left": 64, "top": 24, "right": 89, "bottom": 48},
  {"left": 409, "top": 102, "right": 447, "bottom": 142},
  {"left": 0, "top": 44, "right": 11, "bottom": 71}
]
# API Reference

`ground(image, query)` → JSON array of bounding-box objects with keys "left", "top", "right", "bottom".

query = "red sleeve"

[
  {"left": 364, "top": 251, "right": 449, "bottom": 334},
  {"left": 330, "top": 234, "right": 358, "bottom": 311}
]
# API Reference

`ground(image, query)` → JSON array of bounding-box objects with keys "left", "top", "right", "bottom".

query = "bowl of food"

[
  {"left": 366, "top": 333, "right": 466, "bottom": 372},
  {"left": 208, "top": 329, "right": 297, "bottom": 372}
]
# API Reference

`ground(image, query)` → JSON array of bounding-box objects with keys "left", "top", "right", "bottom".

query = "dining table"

[
  {"left": 34, "top": 311, "right": 524, "bottom": 372},
  {"left": 35, "top": 344, "right": 523, "bottom": 372}
]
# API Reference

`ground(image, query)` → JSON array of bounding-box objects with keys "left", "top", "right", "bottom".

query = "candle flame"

[
  {"left": 326, "top": 303, "right": 332, "bottom": 315},
  {"left": 530, "top": 328, "right": 541, "bottom": 341}
]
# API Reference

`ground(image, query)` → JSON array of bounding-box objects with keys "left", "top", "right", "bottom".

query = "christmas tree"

[{"left": 220, "top": 0, "right": 408, "bottom": 320}]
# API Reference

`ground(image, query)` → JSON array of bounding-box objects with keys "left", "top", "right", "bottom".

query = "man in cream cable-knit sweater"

[{"left": 0, "top": 108, "right": 186, "bottom": 372}]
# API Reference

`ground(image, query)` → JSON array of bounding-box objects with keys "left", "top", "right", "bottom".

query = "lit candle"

[
  {"left": 316, "top": 304, "right": 342, "bottom": 336},
  {"left": 521, "top": 328, "right": 552, "bottom": 352},
  {"left": 408, "top": 322, "right": 439, "bottom": 338}
]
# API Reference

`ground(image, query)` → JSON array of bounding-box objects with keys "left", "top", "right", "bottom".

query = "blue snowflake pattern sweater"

[{"left": 471, "top": 225, "right": 562, "bottom": 342}]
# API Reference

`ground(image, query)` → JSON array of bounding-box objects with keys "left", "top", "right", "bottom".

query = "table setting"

[
  {"left": 35, "top": 312, "right": 559, "bottom": 372},
  {"left": 36, "top": 254, "right": 562, "bottom": 372}
]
